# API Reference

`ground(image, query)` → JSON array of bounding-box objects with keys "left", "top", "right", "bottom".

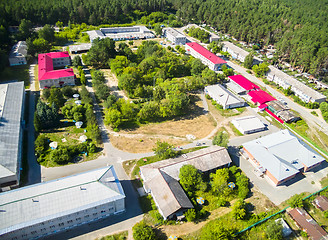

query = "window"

[
  {"left": 76, "top": 217, "right": 81, "bottom": 221},
  {"left": 59, "top": 223, "right": 64, "bottom": 227},
  {"left": 50, "top": 225, "right": 55, "bottom": 229},
  {"left": 31, "top": 231, "right": 37, "bottom": 234},
  {"left": 84, "top": 215, "right": 89, "bottom": 218},
  {"left": 67, "top": 220, "right": 73, "bottom": 224},
  {"left": 101, "top": 210, "right": 106, "bottom": 213},
  {"left": 22, "top": 234, "right": 28, "bottom": 238},
  {"left": 93, "top": 213, "right": 97, "bottom": 216}
]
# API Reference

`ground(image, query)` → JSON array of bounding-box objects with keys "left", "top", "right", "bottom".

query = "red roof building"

[
  {"left": 248, "top": 90, "right": 276, "bottom": 105},
  {"left": 185, "top": 42, "right": 227, "bottom": 71},
  {"left": 313, "top": 195, "right": 328, "bottom": 211},
  {"left": 38, "top": 51, "right": 75, "bottom": 89},
  {"left": 228, "top": 75, "right": 260, "bottom": 92},
  {"left": 288, "top": 207, "right": 328, "bottom": 240}
]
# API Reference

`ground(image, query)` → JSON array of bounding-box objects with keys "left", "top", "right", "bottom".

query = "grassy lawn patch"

[
  {"left": 96, "top": 231, "right": 128, "bottom": 240},
  {"left": 34, "top": 64, "right": 39, "bottom": 91},
  {"left": 0, "top": 64, "right": 30, "bottom": 88},
  {"left": 210, "top": 99, "right": 246, "bottom": 117},
  {"left": 311, "top": 111, "right": 319, "bottom": 116},
  {"left": 229, "top": 122, "right": 243, "bottom": 136}
]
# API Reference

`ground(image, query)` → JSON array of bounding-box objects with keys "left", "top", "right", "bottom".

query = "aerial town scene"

[{"left": 1, "top": 0, "right": 328, "bottom": 239}]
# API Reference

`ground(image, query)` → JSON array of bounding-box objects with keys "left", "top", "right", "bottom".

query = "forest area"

[{"left": 0, "top": 0, "right": 327, "bottom": 80}]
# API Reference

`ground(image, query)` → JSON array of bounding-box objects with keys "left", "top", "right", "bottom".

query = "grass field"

[{"left": 0, "top": 64, "right": 30, "bottom": 88}]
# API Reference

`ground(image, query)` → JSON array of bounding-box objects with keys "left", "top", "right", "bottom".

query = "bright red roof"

[
  {"left": 265, "top": 108, "right": 284, "bottom": 124},
  {"left": 248, "top": 90, "right": 276, "bottom": 105},
  {"left": 228, "top": 75, "right": 260, "bottom": 91},
  {"left": 38, "top": 51, "right": 74, "bottom": 81},
  {"left": 47, "top": 51, "right": 70, "bottom": 58},
  {"left": 186, "top": 42, "right": 226, "bottom": 64}
]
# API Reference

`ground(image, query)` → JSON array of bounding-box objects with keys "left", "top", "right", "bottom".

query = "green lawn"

[{"left": 0, "top": 64, "right": 30, "bottom": 88}]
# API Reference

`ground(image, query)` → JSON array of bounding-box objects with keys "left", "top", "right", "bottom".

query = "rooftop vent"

[
  {"left": 285, "top": 168, "right": 289, "bottom": 171},
  {"left": 80, "top": 186, "right": 86, "bottom": 190},
  {"left": 32, "top": 198, "right": 39, "bottom": 202}
]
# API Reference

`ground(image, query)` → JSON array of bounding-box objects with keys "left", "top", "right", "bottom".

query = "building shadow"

[
  {"left": 43, "top": 180, "right": 143, "bottom": 240},
  {"left": 227, "top": 146, "right": 241, "bottom": 167}
]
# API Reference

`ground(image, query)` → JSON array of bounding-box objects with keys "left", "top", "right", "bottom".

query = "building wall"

[
  {"left": 2, "top": 199, "right": 125, "bottom": 240},
  {"left": 165, "top": 30, "right": 186, "bottom": 45},
  {"left": 52, "top": 57, "right": 70, "bottom": 68},
  {"left": 9, "top": 57, "right": 27, "bottom": 66},
  {"left": 39, "top": 76, "right": 75, "bottom": 89}
]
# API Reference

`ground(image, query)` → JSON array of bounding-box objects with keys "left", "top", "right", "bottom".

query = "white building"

[
  {"left": 69, "top": 43, "right": 92, "bottom": 54},
  {"left": 231, "top": 116, "right": 266, "bottom": 134},
  {"left": 222, "top": 41, "right": 263, "bottom": 65},
  {"left": 0, "top": 82, "right": 25, "bottom": 190},
  {"left": 185, "top": 42, "right": 227, "bottom": 71},
  {"left": 205, "top": 84, "right": 245, "bottom": 109},
  {"left": 86, "top": 26, "right": 154, "bottom": 42},
  {"left": 266, "top": 66, "right": 326, "bottom": 103},
  {"left": 0, "top": 166, "right": 125, "bottom": 240},
  {"left": 163, "top": 27, "right": 186, "bottom": 45},
  {"left": 9, "top": 41, "right": 27, "bottom": 66}
]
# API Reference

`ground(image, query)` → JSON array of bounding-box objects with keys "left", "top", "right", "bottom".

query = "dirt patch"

[
  {"left": 246, "top": 185, "right": 276, "bottom": 214},
  {"left": 101, "top": 69, "right": 128, "bottom": 99},
  {"left": 122, "top": 114, "right": 216, "bottom": 139},
  {"left": 109, "top": 134, "right": 189, "bottom": 153},
  {"left": 158, "top": 207, "right": 231, "bottom": 237}
]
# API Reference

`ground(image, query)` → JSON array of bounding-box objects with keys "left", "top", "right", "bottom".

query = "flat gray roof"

[
  {"left": 0, "top": 166, "right": 125, "bottom": 235},
  {"left": 0, "top": 82, "right": 24, "bottom": 180},
  {"left": 164, "top": 27, "right": 185, "bottom": 38},
  {"left": 205, "top": 84, "right": 245, "bottom": 107},
  {"left": 9, "top": 41, "right": 27, "bottom": 59},
  {"left": 243, "top": 130, "right": 325, "bottom": 182},
  {"left": 268, "top": 66, "right": 326, "bottom": 101},
  {"left": 231, "top": 116, "right": 265, "bottom": 133},
  {"left": 69, "top": 43, "right": 92, "bottom": 53},
  {"left": 222, "top": 41, "right": 262, "bottom": 62}
]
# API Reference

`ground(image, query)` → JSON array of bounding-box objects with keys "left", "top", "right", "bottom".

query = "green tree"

[
  {"left": 232, "top": 199, "right": 247, "bottom": 220},
  {"left": 104, "top": 108, "right": 123, "bottom": 128},
  {"left": 34, "top": 135, "right": 49, "bottom": 159},
  {"left": 179, "top": 164, "right": 205, "bottom": 193},
  {"left": 86, "top": 38, "right": 116, "bottom": 68},
  {"left": 244, "top": 53, "right": 254, "bottom": 69},
  {"left": 33, "top": 111, "right": 41, "bottom": 132},
  {"left": 208, "top": 41, "right": 222, "bottom": 54},
  {"left": 110, "top": 56, "right": 130, "bottom": 76},
  {"left": 265, "top": 220, "right": 284, "bottom": 240},
  {"left": 38, "top": 24, "right": 55, "bottom": 43},
  {"left": 50, "top": 146, "right": 71, "bottom": 165},
  {"left": 132, "top": 221, "right": 156, "bottom": 240},
  {"left": 48, "top": 87, "right": 65, "bottom": 107},
  {"left": 212, "top": 131, "right": 229, "bottom": 148},
  {"left": 210, "top": 168, "right": 230, "bottom": 194},
  {"left": 236, "top": 174, "right": 249, "bottom": 199},
  {"left": 61, "top": 86, "right": 75, "bottom": 98},
  {"left": 80, "top": 71, "right": 86, "bottom": 85},
  {"left": 200, "top": 220, "right": 234, "bottom": 240},
  {"left": 288, "top": 194, "right": 304, "bottom": 208},
  {"left": 18, "top": 19, "right": 34, "bottom": 40},
  {"left": 27, "top": 38, "right": 51, "bottom": 56},
  {"left": 185, "top": 208, "right": 196, "bottom": 222},
  {"left": 190, "top": 58, "right": 206, "bottom": 76},
  {"left": 72, "top": 55, "right": 82, "bottom": 67},
  {"left": 153, "top": 140, "right": 177, "bottom": 160}
]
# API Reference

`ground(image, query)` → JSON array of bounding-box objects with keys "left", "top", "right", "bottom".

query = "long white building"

[
  {"left": 266, "top": 65, "right": 326, "bottom": 103},
  {"left": 164, "top": 27, "right": 186, "bottom": 45},
  {"left": 0, "top": 81, "right": 25, "bottom": 190},
  {"left": 185, "top": 42, "right": 227, "bottom": 71},
  {"left": 86, "top": 26, "right": 154, "bottom": 42},
  {"left": 222, "top": 41, "right": 263, "bottom": 65},
  {"left": 0, "top": 166, "right": 125, "bottom": 240}
]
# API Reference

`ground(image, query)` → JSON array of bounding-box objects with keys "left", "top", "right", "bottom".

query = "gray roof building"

[
  {"left": 231, "top": 116, "right": 266, "bottom": 134},
  {"left": 9, "top": 41, "right": 27, "bottom": 66},
  {"left": 164, "top": 27, "right": 186, "bottom": 45},
  {"left": 140, "top": 146, "right": 232, "bottom": 220},
  {"left": 69, "top": 43, "right": 92, "bottom": 54},
  {"left": 222, "top": 41, "right": 263, "bottom": 64},
  {"left": 205, "top": 84, "right": 245, "bottom": 109},
  {"left": 0, "top": 82, "right": 25, "bottom": 189},
  {"left": 243, "top": 130, "right": 325, "bottom": 185},
  {"left": 267, "top": 101, "right": 301, "bottom": 123},
  {"left": 266, "top": 66, "right": 326, "bottom": 103},
  {"left": 0, "top": 166, "right": 125, "bottom": 240}
]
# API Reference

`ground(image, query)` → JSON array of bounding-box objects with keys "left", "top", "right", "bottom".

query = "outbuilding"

[{"left": 231, "top": 116, "right": 266, "bottom": 134}]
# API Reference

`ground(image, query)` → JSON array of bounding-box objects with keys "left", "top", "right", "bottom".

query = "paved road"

[
  {"left": 26, "top": 64, "right": 41, "bottom": 185},
  {"left": 227, "top": 60, "right": 328, "bottom": 135}
]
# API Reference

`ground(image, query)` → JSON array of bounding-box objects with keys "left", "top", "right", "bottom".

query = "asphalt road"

[{"left": 26, "top": 64, "right": 41, "bottom": 185}]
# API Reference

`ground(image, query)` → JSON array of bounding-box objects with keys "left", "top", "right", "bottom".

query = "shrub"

[
  {"left": 185, "top": 208, "right": 196, "bottom": 222},
  {"left": 288, "top": 194, "right": 304, "bottom": 208},
  {"left": 132, "top": 221, "right": 156, "bottom": 240}
]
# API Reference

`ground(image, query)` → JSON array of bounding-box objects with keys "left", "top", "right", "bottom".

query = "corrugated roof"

[
  {"left": 288, "top": 208, "right": 328, "bottom": 240},
  {"left": 228, "top": 75, "right": 260, "bottom": 91},
  {"left": 205, "top": 84, "right": 244, "bottom": 108},
  {"left": 243, "top": 130, "right": 325, "bottom": 182},
  {"left": 0, "top": 82, "right": 24, "bottom": 180},
  {"left": 140, "top": 146, "right": 232, "bottom": 218},
  {"left": 186, "top": 42, "right": 226, "bottom": 64},
  {"left": 248, "top": 90, "right": 276, "bottom": 104},
  {"left": 164, "top": 27, "right": 185, "bottom": 38},
  {"left": 0, "top": 166, "right": 125, "bottom": 235}
]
